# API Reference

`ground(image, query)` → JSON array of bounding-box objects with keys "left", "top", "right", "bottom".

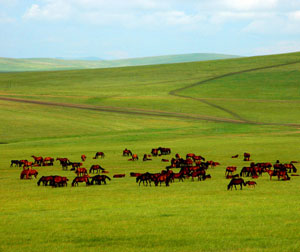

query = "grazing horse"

[
  {"left": 72, "top": 175, "right": 90, "bottom": 186},
  {"left": 244, "top": 153, "right": 250, "bottom": 161},
  {"left": 10, "top": 160, "right": 21, "bottom": 167},
  {"left": 158, "top": 147, "right": 171, "bottom": 155},
  {"left": 94, "top": 152, "right": 105, "bottom": 159},
  {"left": 81, "top": 155, "right": 86, "bottom": 162},
  {"left": 90, "top": 175, "right": 111, "bottom": 185},
  {"left": 37, "top": 176, "right": 56, "bottom": 186},
  {"left": 20, "top": 169, "right": 38, "bottom": 179},
  {"left": 284, "top": 163, "right": 297, "bottom": 173},
  {"left": 153, "top": 173, "right": 171, "bottom": 186},
  {"left": 225, "top": 166, "right": 237, "bottom": 176},
  {"left": 172, "top": 171, "right": 185, "bottom": 182},
  {"left": 267, "top": 169, "right": 289, "bottom": 180},
  {"left": 190, "top": 170, "right": 206, "bottom": 181},
  {"left": 227, "top": 178, "right": 246, "bottom": 190},
  {"left": 52, "top": 176, "right": 69, "bottom": 187},
  {"left": 89, "top": 165, "right": 104, "bottom": 174},
  {"left": 246, "top": 181, "right": 257, "bottom": 188},
  {"left": 136, "top": 173, "right": 152, "bottom": 186},
  {"left": 31, "top": 155, "right": 43, "bottom": 165},
  {"left": 123, "top": 149, "right": 132, "bottom": 156},
  {"left": 75, "top": 167, "right": 88, "bottom": 177}
]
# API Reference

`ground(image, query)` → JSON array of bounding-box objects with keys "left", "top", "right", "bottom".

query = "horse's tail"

[
  {"left": 71, "top": 178, "right": 76, "bottom": 187},
  {"left": 106, "top": 176, "right": 111, "bottom": 181},
  {"left": 89, "top": 167, "right": 92, "bottom": 173}
]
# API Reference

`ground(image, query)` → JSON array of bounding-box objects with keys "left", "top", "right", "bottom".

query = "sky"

[{"left": 1, "top": 0, "right": 300, "bottom": 59}]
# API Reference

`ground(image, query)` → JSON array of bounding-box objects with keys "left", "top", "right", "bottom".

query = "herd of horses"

[{"left": 12, "top": 149, "right": 299, "bottom": 189}]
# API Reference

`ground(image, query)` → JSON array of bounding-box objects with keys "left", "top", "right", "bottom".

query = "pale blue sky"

[{"left": 1, "top": 0, "right": 300, "bottom": 59}]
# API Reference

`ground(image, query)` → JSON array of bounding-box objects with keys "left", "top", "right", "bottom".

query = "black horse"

[{"left": 227, "top": 178, "right": 246, "bottom": 190}]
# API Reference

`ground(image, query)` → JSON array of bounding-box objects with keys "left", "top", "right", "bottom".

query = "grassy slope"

[
  {"left": 0, "top": 53, "right": 240, "bottom": 72},
  {"left": 0, "top": 52, "right": 300, "bottom": 252}
]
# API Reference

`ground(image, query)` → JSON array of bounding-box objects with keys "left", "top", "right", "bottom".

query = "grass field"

[{"left": 0, "top": 52, "right": 300, "bottom": 252}]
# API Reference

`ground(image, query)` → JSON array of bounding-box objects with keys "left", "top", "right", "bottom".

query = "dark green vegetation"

[
  {"left": 0, "top": 52, "right": 299, "bottom": 251},
  {"left": 0, "top": 53, "right": 240, "bottom": 72}
]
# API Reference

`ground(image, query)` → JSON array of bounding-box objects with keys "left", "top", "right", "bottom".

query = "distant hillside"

[{"left": 0, "top": 53, "right": 240, "bottom": 72}]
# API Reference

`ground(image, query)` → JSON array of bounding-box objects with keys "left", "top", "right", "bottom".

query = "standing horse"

[
  {"left": 132, "top": 154, "right": 139, "bottom": 161},
  {"left": 227, "top": 178, "right": 246, "bottom": 190},
  {"left": 81, "top": 155, "right": 86, "bottom": 162},
  {"left": 89, "top": 165, "right": 104, "bottom": 174},
  {"left": 31, "top": 155, "right": 43, "bottom": 165},
  {"left": 244, "top": 153, "right": 250, "bottom": 161},
  {"left": 37, "top": 176, "right": 56, "bottom": 186}
]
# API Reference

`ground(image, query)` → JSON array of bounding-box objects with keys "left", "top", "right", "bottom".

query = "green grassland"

[
  {"left": 0, "top": 52, "right": 300, "bottom": 251},
  {"left": 0, "top": 53, "right": 240, "bottom": 72}
]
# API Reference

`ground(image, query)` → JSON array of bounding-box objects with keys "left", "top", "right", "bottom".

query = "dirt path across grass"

[
  {"left": 169, "top": 60, "right": 300, "bottom": 123},
  {"left": 0, "top": 61, "right": 300, "bottom": 127}
]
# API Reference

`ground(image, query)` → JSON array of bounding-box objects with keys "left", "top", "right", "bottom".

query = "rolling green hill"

[
  {"left": 0, "top": 53, "right": 240, "bottom": 72},
  {"left": 0, "top": 52, "right": 299, "bottom": 252}
]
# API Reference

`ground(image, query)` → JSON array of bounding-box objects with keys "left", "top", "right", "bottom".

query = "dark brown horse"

[
  {"left": 89, "top": 165, "right": 104, "bottom": 173},
  {"left": 123, "top": 149, "right": 132, "bottom": 156},
  {"left": 244, "top": 153, "right": 250, "bottom": 161},
  {"left": 72, "top": 175, "right": 90, "bottom": 186},
  {"left": 90, "top": 175, "right": 111, "bottom": 185},
  {"left": 94, "top": 152, "right": 105, "bottom": 159},
  {"left": 227, "top": 178, "right": 246, "bottom": 190}
]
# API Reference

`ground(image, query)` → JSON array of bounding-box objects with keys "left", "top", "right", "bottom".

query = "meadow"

[{"left": 0, "top": 52, "right": 299, "bottom": 251}]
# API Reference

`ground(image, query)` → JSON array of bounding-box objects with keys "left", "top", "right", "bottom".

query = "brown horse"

[
  {"left": 227, "top": 178, "right": 246, "bottom": 190},
  {"left": 244, "top": 153, "right": 250, "bottom": 161},
  {"left": 132, "top": 154, "right": 138, "bottom": 161},
  {"left": 72, "top": 175, "right": 90, "bottom": 186},
  {"left": 31, "top": 155, "right": 43, "bottom": 165},
  {"left": 123, "top": 149, "right": 132, "bottom": 156},
  {"left": 20, "top": 169, "right": 38, "bottom": 179},
  {"left": 225, "top": 166, "right": 237, "bottom": 176},
  {"left": 81, "top": 155, "right": 86, "bottom": 162},
  {"left": 75, "top": 168, "right": 88, "bottom": 176},
  {"left": 94, "top": 152, "right": 105, "bottom": 159}
]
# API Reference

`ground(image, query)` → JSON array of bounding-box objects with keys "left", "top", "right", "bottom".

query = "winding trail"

[
  {"left": 0, "top": 60, "right": 300, "bottom": 128},
  {"left": 170, "top": 60, "right": 300, "bottom": 124}
]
